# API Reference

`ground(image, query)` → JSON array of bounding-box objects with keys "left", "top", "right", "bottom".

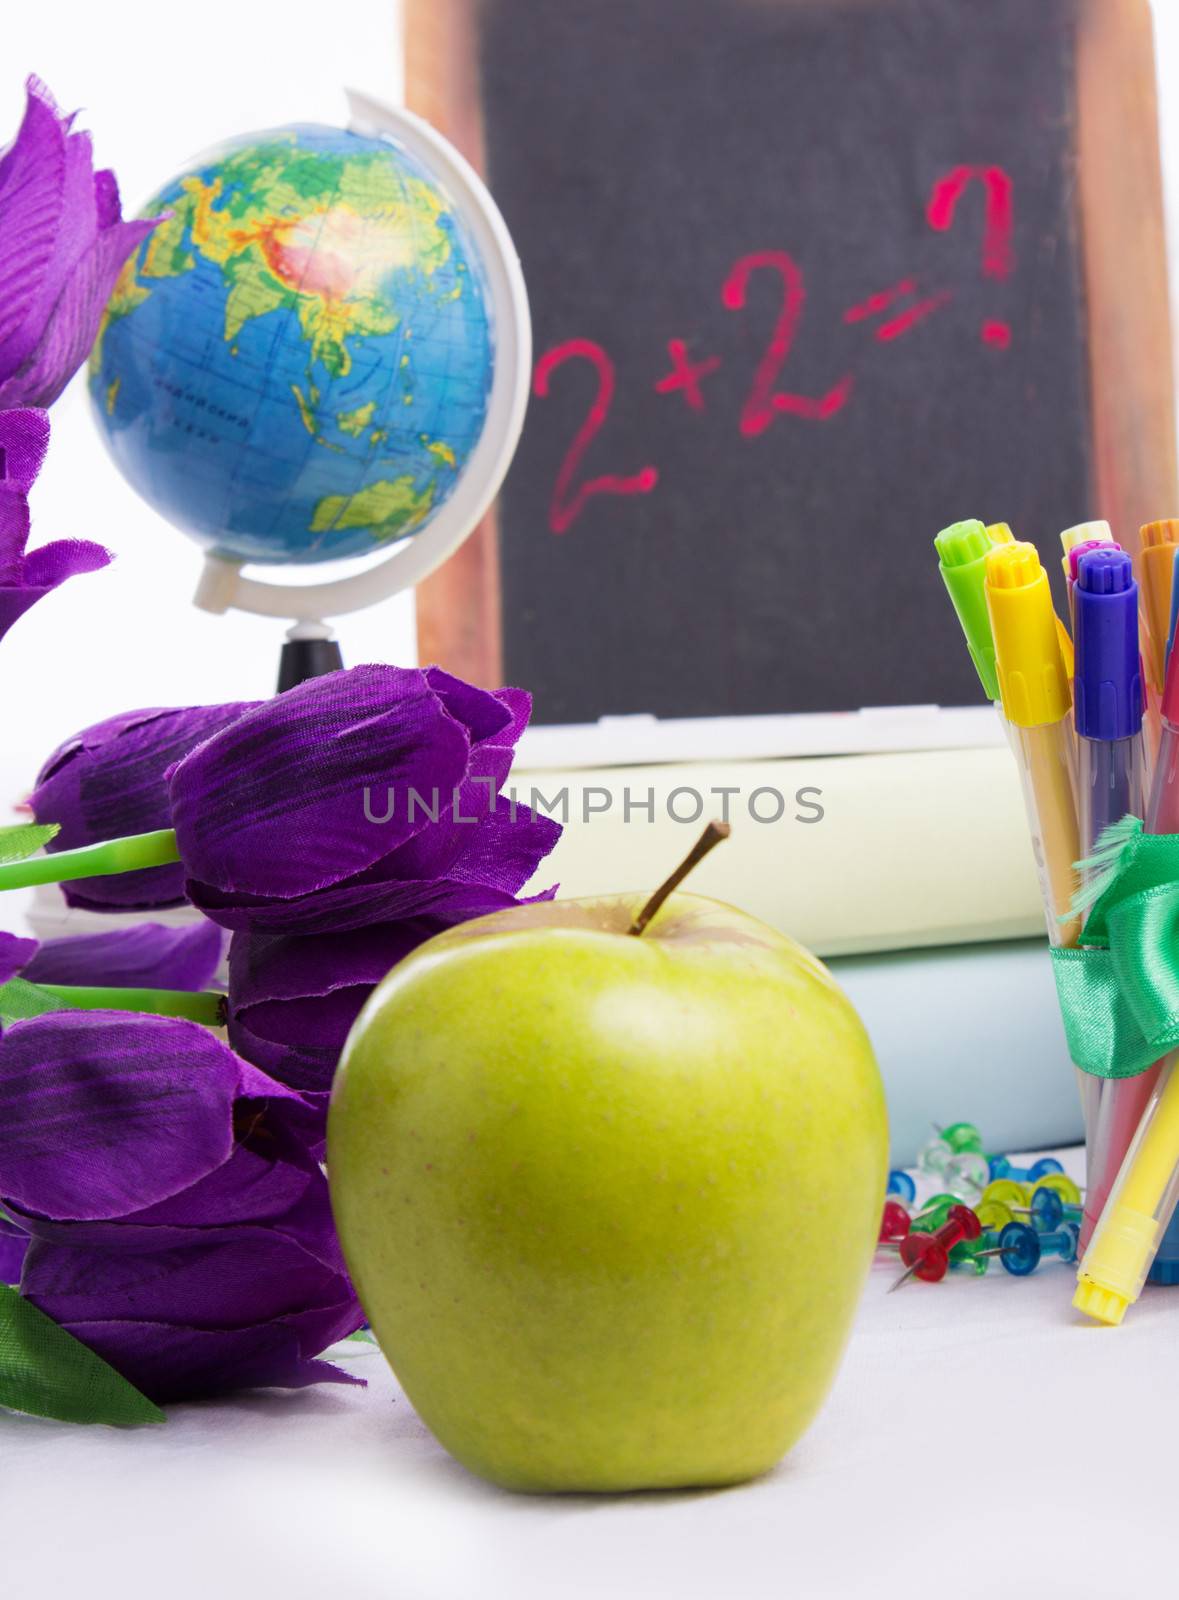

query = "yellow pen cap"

[
  {"left": 987, "top": 522, "right": 1015, "bottom": 545},
  {"left": 1059, "top": 520, "right": 1113, "bottom": 582},
  {"left": 985, "top": 542, "right": 1072, "bottom": 726},
  {"left": 1054, "top": 613, "right": 1075, "bottom": 682},
  {"left": 1139, "top": 519, "right": 1179, "bottom": 692}
]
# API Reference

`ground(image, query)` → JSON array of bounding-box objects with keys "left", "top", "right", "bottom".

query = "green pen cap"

[{"left": 935, "top": 518, "right": 1001, "bottom": 701}]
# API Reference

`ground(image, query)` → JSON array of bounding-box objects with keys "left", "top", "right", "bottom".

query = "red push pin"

[
  {"left": 888, "top": 1204, "right": 981, "bottom": 1291},
  {"left": 879, "top": 1198, "right": 911, "bottom": 1243}
]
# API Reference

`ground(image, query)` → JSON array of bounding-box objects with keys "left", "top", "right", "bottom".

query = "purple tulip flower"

[
  {"left": 226, "top": 920, "right": 434, "bottom": 1117},
  {"left": 0, "top": 76, "right": 159, "bottom": 410},
  {"left": 0, "top": 1012, "right": 363, "bottom": 1401},
  {"left": 32, "top": 701, "right": 259, "bottom": 911},
  {"left": 0, "top": 408, "right": 109, "bottom": 645},
  {"left": 170, "top": 665, "right": 561, "bottom": 936}
]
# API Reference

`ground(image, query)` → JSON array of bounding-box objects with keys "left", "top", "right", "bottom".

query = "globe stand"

[
  {"left": 187, "top": 92, "right": 531, "bottom": 690},
  {"left": 276, "top": 622, "right": 345, "bottom": 694}
]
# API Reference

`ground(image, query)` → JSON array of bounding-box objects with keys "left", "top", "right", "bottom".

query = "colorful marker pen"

[
  {"left": 935, "top": 520, "right": 1003, "bottom": 703},
  {"left": 1071, "top": 547, "right": 1158, "bottom": 1251},
  {"left": 985, "top": 542, "right": 1081, "bottom": 943},
  {"left": 1073, "top": 547, "right": 1147, "bottom": 861},
  {"left": 1139, "top": 519, "right": 1179, "bottom": 696},
  {"left": 1074, "top": 626, "right": 1179, "bottom": 1324},
  {"left": 985, "top": 542, "right": 1094, "bottom": 1142}
]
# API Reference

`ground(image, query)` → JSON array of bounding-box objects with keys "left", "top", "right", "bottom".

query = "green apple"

[{"left": 328, "top": 889, "right": 887, "bottom": 1493}]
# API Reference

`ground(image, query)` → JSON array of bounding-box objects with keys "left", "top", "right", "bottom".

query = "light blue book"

[{"left": 828, "top": 939, "right": 1081, "bottom": 1166}]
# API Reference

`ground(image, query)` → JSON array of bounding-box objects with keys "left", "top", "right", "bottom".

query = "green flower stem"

[
  {"left": 31, "top": 984, "right": 227, "bottom": 1027},
  {"left": 0, "top": 828, "right": 180, "bottom": 890}
]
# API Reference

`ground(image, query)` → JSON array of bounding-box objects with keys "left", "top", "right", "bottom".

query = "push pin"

[
  {"left": 994, "top": 1220, "right": 1079, "bottom": 1275},
  {"left": 887, "top": 1170, "right": 917, "bottom": 1204},
  {"left": 879, "top": 1194, "right": 954, "bottom": 1255},
  {"left": 917, "top": 1137, "right": 954, "bottom": 1177},
  {"left": 890, "top": 1205, "right": 981, "bottom": 1290},
  {"left": 1028, "top": 1188, "right": 1083, "bottom": 1232},
  {"left": 942, "top": 1150, "right": 989, "bottom": 1200},
  {"left": 976, "top": 1197, "right": 1018, "bottom": 1232},
  {"left": 1031, "top": 1173, "right": 1083, "bottom": 1207},
  {"left": 909, "top": 1194, "right": 962, "bottom": 1232},
  {"left": 879, "top": 1198, "right": 911, "bottom": 1243},
  {"left": 979, "top": 1178, "right": 1031, "bottom": 1211},
  {"left": 938, "top": 1122, "right": 984, "bottom": 1154},
  {"left": 987, "top": 1155, "right": 1065, "bottom": 1184}
]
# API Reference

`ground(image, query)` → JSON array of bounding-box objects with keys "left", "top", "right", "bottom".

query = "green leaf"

[
  {"left": 0, "top": 822, "right": 59, "bottom": 866},
  {"left": 0, "top": 1284, "right": 165, "bottom": 1426},
  {"left": 0, "top": 976, "right": 77, "bottom": 1027}
]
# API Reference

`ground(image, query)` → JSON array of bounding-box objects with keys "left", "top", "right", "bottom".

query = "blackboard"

[{"left": 409, "top": 0, "right": 1175, "bottom": 726}]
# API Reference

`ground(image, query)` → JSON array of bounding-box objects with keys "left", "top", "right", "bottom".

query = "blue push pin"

[
  {"left": 1027, "top": 1188, "right": 1083, "bottom": 1232},
  {"left": 987, "top": 1155, "right": 1065, "bottom": 1184},
  {"left": 887, "top": 1170, "right": 917, "bottom": 1204},
  {"left": 997, "top": 1220, "right": 1080, "bottom": 1276}
]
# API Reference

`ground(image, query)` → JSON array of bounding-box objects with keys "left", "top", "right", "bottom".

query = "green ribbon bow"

[{"left": 1051, "top": 817, "right": 1179, "bottom": 1079}]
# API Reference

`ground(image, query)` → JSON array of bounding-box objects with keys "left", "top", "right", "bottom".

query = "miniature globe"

[{"left": 88, "top": 122, "right": 496, "bottom": 566}]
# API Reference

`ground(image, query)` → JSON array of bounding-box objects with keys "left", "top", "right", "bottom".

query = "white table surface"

[{"left": 4, "top": 1145, "right": 1174, "bottom": 1600}]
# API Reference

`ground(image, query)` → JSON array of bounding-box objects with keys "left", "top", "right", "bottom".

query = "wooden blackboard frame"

[{"left": 406, "top": 0, "right": 1175, "bottom": 721}]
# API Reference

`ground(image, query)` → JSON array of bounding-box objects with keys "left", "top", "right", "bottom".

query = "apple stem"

[{"left": 627, "top": 820, "right": 731, "bottom": 937}]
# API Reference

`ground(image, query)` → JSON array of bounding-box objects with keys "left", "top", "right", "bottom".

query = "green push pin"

[
  {"left": 940, "top": 1122, "right": 984, "bottom": 1154},
  {"left": 910, "top": 1195, "right": 961, "bottom": 1233}
]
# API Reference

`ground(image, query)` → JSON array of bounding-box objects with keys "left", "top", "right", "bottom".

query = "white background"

[{"left": 4, "top": 2, "right": 1179, "bottom": 795}]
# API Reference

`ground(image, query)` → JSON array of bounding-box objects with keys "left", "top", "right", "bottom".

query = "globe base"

[{"left": 277, "top": 634, "right": 345, "bottom": 694}]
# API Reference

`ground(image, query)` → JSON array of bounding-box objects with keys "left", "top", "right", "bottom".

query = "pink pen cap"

[{"left": 1069, "top": 538, "right": 1124, "bottom": 585}]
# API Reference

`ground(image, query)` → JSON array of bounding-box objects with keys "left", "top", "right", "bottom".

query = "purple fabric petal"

[
  {"left": 444, "top": 798, "right": 562, "bottom": 896},
  {"left": 0, "top": 78, "right": 161, "bottom": 409},
  {"left": 0, "top": 1012, "right": 308, "bottom": 1221},
  {"left": 0, "top": 589, "right": 41, "bottom": 642},
  {"left": 423, "top": 665, "right": 517, "bottom": 746},
  {"left": 0, "top": 407, "right": 50, "bottom": 494},
  {"left": 0, "top": 79, "right": 68, "bottom": 377},
  {"left": 0, "top": 930, "right": 38, "bottom": 985},
  {"left": 31, "top": 701, "right": 258, "bottom": 910},
  {"left": 189, "top": 866, "right": 551, "bottom": 937},
  {"left": 227, "top": 922, "right": 430, "bottom": 1093},
  {"left": 2, "top": 1104, "right": 340, "bottom": 1257},
  {"left": 22, "top": 919, "right": 224, "bottom": 992},
  {"left": 0, "top": 411, "right": 109, "bottom": 644},
  {"left": 51, "top": 1312, "right": 364, "bottom": 1404},
  {"left": 0, "top": 1210, "right": 27, "bottom": 1284},
  {"left": 22, "top": 1227, "right": 348, "bottom": 1330},
  {"left": 0, "top": 538, "right": 112, "bottom": 644},
  {"left": 186, "top": 868, "right": 488, "bottom": 936},
  {"left": 168, "top": 665, "right": 472, "bottom": 900},
  {"left": 0, "top": 213, "right": 158, "bottom": 409},
  {"left": 19, "top": 537, "right": 110, "bottom": 588},
  {"left": 0, "top": 484, "right": 32, "bottom": 574},
  {"left": 23, "top": 1220, "right": 364, "bottom": 1403},
  {"left": 92, "top": 167, "right": 121, "bottom": 230}
]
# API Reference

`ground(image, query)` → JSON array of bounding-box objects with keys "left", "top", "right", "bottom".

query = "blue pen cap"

[{"left": 1074, "top": 547, "right": 1143, "bottom": 740}]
